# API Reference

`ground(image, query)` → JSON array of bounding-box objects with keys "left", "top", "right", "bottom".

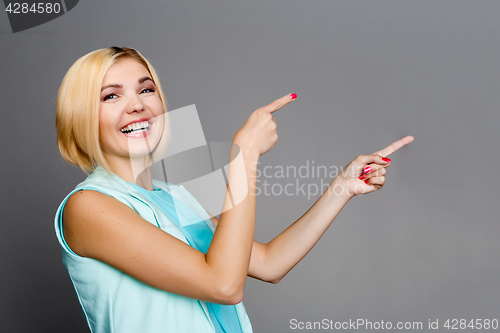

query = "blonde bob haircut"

[{"left": 56, "top": 46, "right": 170, "bottom": 174}]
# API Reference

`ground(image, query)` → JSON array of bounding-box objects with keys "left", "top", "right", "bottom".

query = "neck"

[{"left": 105, "top": 154, "right": 155, "bottom": 191}]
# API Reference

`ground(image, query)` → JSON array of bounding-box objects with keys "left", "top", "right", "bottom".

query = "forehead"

[{"left": 102, "top": 58, "right": 151, "bottom": 85}]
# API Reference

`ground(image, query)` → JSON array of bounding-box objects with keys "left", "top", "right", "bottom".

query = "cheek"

[
  {"left": 98, "top": 109, "right": 120, "bottom": 146},
  {"left": 99, "top": 106, "right": 119, "bottom": 132},
  {"left": 98, "top": 115, "right": 108, "bottom": 138},
  {"left": 149, "top": 97, "right": 165, "bottom": 117}
]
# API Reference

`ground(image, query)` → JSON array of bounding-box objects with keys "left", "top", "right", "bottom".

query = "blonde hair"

[{"left": 56, "top": 47, "right": 170, "bottom": 174}]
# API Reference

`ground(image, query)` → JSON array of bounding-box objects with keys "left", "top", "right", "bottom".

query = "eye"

[
  {"left": 103, "top": 93, "right": 117, "bottom": 101},
  {"left": 140, "top": 87, "right": 155, "bottom": 94}
]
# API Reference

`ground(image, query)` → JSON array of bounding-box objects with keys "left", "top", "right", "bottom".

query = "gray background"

[{"left": 1, "top": 0, "right": 499, "bottom": 332}]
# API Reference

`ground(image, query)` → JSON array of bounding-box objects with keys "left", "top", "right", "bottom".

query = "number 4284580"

[{"left": 5, "top": 2, "right": 62, "bottom": 14}]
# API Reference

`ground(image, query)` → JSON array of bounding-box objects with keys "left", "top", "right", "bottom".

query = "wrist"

[
  {"left": 328, "top": 176, "right": 354, "bottom": 202},
  {"left": 232, "top": 134, "right": 260, "bottom": 161}
]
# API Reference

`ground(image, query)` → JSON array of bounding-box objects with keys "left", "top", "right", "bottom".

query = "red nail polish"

[
  {"left": 364, "top": 179, "right": 369, "bottom": 184},
  {"left": 359, "top": 174, "right": 366, "bottom": 180},
  {"left": 290, "top": 93, "right": 297, "bottom": 100},
  {"left": 382, "top": 157, "right": 391, "bottom": 162},
  {"left": 364, "top": 166, "right": 372, "bottom": 173}
]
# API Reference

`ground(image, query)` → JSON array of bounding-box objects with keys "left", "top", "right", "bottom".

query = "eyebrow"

[{"left": 101, "top": 76, "right": 155, "bottom": 92}]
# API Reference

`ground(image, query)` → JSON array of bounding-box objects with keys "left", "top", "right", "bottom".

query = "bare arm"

[
  {"left": 208, "top": 177, "right": 350, "bottom": 284},
  {"left": 63, "top": 94, "right": 296, "bottom": 305},
  {"left": 208, "top": 136, "right": 414, "bottom": 284},
  {"left": 250, "top": 177, "right": 352, "bottom": 284}
]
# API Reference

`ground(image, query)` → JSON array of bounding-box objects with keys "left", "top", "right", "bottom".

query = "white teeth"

[{"left": 120, "top": 121, "right": 150, "bottom": 134}]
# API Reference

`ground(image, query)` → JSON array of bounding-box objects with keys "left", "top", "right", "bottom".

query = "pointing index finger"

[
  {"left": 261, "top": 93, "right": 297, "bottom": 113},
  {"left": 373, "top": 135, "right": 414, "bottom": 157}
]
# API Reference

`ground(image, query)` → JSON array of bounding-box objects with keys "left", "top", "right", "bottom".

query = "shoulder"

[
  {"left": 63, "top": 189, "right": 141, "bottom": 257},
  {"left": 64, "top": 188, "right": 130, "bottom": 216},
  {"left": 64, "top": 188, "right": 139, "bottom": 228},
  {"left": 65, "top": 188, "right": 109, "bottom": 208}
]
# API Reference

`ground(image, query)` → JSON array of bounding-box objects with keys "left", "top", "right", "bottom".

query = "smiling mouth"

[{"left": 120, "top": 121, "right": 151, "bottom": 135}]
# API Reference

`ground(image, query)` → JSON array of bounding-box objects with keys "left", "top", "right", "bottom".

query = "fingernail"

[
  {"left": 359, "top": 174, "right": 366, "bottom": 180},
  {"left": 290, "top": 93, "right": 297, "bottom": 100},
  {"left": 382, "top": 157, "right": 391, "bottom": 162},
  {"left": 364, "top": 179, "right": 370, "bottom": 184},
  {"left": 364, "top": 166, "right": 372, "bottom": 173}
]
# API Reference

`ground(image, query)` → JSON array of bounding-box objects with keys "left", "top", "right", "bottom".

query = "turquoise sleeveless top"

[
  {"left": 127, "top": 182, "right": 242, "bottom": 333},
  {"left": 54, "top": 166, "right": 253, "bottom": 333}
]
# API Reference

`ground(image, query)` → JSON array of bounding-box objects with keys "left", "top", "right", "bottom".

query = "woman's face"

[{"left": 99, "top": 58, "right": 165, "bottom": 162}]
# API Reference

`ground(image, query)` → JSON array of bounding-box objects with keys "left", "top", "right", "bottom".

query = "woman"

[{"left": 54, "top": 46, "right": 413, "bottom": 333}]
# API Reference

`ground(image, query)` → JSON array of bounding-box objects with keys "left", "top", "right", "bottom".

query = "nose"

[{"left": 125, "top": 93, "right": 145, "bottom": 114}]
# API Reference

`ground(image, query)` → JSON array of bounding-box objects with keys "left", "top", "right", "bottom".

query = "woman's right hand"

[{"left": 233, "top": 93, "right": 297, "bottom": 157}]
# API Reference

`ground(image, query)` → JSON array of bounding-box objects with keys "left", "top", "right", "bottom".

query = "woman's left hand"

[{"left": 336, "top": 136, "right": 414, "bottom": 197}]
